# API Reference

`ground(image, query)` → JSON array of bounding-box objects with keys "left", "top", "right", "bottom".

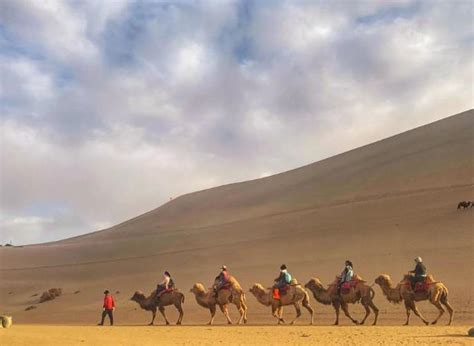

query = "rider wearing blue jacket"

[{"left": 274, "top": 264, "right": 292, "bottom": 288}]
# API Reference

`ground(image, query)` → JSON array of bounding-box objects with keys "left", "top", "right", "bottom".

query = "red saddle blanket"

[
  {"left": 341, "top": 278, "right": 363, "bottom": 294},
  {"left": 401, "top": 275, "right": 435, "bottom": 293},
  {"left": 342, "top": 278, "right": 362, "bottom": 289},
  {"left": 414, "top": 280, "right": 431, "bottom": 293}
]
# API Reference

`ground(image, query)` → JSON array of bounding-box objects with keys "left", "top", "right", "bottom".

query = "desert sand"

[
  {"left": 1, "top": 325, "right": 473, "bottom": 345},
  {"left": 0, "top": 111, "right": 473, "bottom": 344}
]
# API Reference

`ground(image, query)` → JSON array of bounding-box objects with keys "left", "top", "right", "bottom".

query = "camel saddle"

[
  {"left": 157, "top": 288, "right": 175, "bottom": 298},
  {"left": 340, "top": 274, "right": 365, "bottom": 294},
  {"left": 401, "top": 274, "right": 436, "bottom": 293},
  {"left": 220, "top": 282, "right": 232, "bottom": 290}
]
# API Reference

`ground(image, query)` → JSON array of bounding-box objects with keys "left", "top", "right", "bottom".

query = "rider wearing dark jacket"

[{"left": 409, "top": 257, "right": 427, "bottom": 289}]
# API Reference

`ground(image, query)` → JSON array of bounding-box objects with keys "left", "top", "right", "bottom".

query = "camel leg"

[
  {"left": 237, "top": 306, "right": 245, "bottom": 325},
  {"left": 208, "top": 305, "right": 216, "bottom": 325},
  {"left": 360, "top": 303, "right": 371, "bottom": 325},
  {"left": 149, "top": 308, "right": 157, "bottom": 325},
  {"left": 219, "top": 304, "right": 233, "bottom": 324},
  {"left": 341, "top": 302, "right": 358, "bottom": 325},
  {"left": 290, "top": 303, "right": 302, "bottom": 325},
  {"left": 441, "top": 295, "right": 454, "bottom": 325},
  {"left": 174, "top": 302, "right": 184, "bottom": 325},
  {"left": 430, "top": 300, "right": 445, "bottom": 325},
  {"left": 233, "top": 299, "right": 244, "bottom": 325},
  {"left": 242, "top": 299, "right": 248, "bottom": 324},
  {"left": 302, "top": 299, "right": 314, "bottom": 325},
  {"left": 368, "top": 300, "right": 379, "bottom": 326},
  {"left": 158, "top": 306, "right": 170, "bottom": 325},
  {"left": 409, "top": 302, "right": 429, "bottom": 325},
  {"left": 403, "top": 301, "right": 411, "bottom": 325},
  {"left": 273, "top": 305, "right": 285, "bottom": 324},
  {"left": 333, "top": 301, "right": 341, "bottom": 325}
]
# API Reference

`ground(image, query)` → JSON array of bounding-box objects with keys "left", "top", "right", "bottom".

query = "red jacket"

[{"left": 103, "top": 295, "right": 115, "bottom": 310}]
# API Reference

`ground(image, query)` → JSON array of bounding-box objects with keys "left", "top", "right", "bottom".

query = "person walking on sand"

[{"left": 98, "top": 290, "right": 115, "bottom": 326}]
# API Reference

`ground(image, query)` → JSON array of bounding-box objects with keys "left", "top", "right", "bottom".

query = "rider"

[
  {"left": 156, "top": 271, "right": 174, "bottom": 302},
  {"left": 273, "top": 264, "right": 292, "bottom": 295},
  {"left": 337, "top": 260, "right": 354, "bottom": 295},
  {"left": 409, "top": 257, "right": 427, "bottom": 290},
  {"left": 213, "top": 265, "right": 231, "bottom": 297}
]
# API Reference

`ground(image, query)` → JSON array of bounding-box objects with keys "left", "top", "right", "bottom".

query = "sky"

[{"left": 0, "top": 0, "right": 472, "bottom": 245}]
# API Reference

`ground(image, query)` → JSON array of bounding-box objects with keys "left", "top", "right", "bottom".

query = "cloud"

[{"left": 0, "top": 0, "right": 472, "bottom": 244}]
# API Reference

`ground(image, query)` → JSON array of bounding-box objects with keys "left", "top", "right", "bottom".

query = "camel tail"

[
  {"left": 440, "top": 284, "right": 449, "bottom": 302},
  {"left": 181, "top": 292, "right": 185, "bottom": 304},
  {"left": 370, "top": 287, "right": 376, "bottom": 300},
  {"left": 429, "top": 283, "right": 446, "bottom": 304},
  {"left": 303, "top": 290, "right": 311, "bottom": 305}
]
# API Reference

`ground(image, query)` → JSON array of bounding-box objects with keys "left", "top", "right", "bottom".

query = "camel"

[
  {"left": 305, "top": 276, "right": 379, "bottom": 325},
  {"left": 374, "top": 274, "right": 454, "bottom": 325},
  {"left": 130, "top": 289, "right": 184, "bottom": 325},
  {"left": 457, "top": 201, "right": 471, "bottom": 209},
  {"left": 190, "top": 282, "right": 248, "bottom": 325},
  {"left": 249, "top": 283, "right": 314, "bottom": 325}
]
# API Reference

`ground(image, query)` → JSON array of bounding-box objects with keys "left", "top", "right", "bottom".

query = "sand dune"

[{"left": 0, "top": 110, "right": 473, "bottom": 327}]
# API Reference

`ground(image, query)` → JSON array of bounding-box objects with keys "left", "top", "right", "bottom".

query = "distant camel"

[
  {"left": 457, "top": 201, "right": 472, "bottom": 209},
  {"left": 375, "top": 274, "right": 454, "bottom": 325},
  {"left": 249, "top": 283, "right": 314, "bottom": 325},
  {"left": 130, "top": 289, "right": 184, "bottom": 325},
  {"left": 190, "top": 283, "right": 248, "bottom": 325},
  {"left": 305, "top": 276, "right": 379, "bottom": 325}
]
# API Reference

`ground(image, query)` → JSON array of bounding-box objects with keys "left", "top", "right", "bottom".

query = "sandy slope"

[
  {"left": 1, "top": 325, "right": 473, "bottom": 346},
  {"left": 0, "top": 110, "right": 473, "bottom": 327}
]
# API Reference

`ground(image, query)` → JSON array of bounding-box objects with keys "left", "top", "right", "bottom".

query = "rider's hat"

[
  {"left": 221, "top": 265, "right": 227, "bottom": 270},
  {"left": 414, "top": 257, "right": 422, "bottom": 263},
  {"left": 280, "top": 264, "right": 287, "bottom": 270}
]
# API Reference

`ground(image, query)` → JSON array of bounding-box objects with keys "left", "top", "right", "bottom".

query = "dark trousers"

[
  {"left": 156, "top": 285, "right": 165, "bottom": 295},
  {"left": 100, "top": 309, "right": 114, "bottom": 325}
]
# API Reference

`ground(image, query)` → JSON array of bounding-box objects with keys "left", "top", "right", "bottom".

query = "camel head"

[
  {"left": 305, "top": 277, "right": 324, "bottom": 291},
  {"left": 249, "top": 283, "right": 265, "bottom": 297},
  {"left": 374, "top": 274, "right": 391, "bottom": 287},
  {"left": 130, "top": 290, "right": 146, "bottom": 302},
  {"left": 190, "top": 283, "right": 206, "bottom": 295}
]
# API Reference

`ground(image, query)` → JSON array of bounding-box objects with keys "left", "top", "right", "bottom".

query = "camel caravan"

[{"left": 129, "top": 258, "right": 454, "bottom": 326}]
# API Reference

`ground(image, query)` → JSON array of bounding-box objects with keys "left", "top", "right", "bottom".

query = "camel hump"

[
  {"left": 290, "top": 278, "right": 299, "bottom": 285},
  {"left": 401, "top": 274, "right": 412, "bottom": 283},
  {"left": 228, "top": 276, "right": 244, "bottom": 291},
  {"left": 401, "top": 274, "right": 435, "bottom": 282},
  {"left": 352, "top": 274, "right": 365, "bottom": 282}
]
